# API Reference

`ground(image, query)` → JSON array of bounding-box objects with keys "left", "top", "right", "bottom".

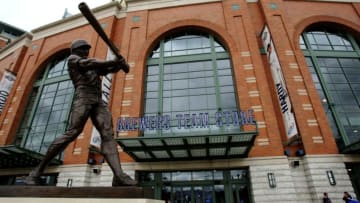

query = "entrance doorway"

[
  {"left": 139, "top": 169, "right": 251, "bottom": 203},
  {"left": 162, "top": 184, "right": 224, "bottom": 203}
]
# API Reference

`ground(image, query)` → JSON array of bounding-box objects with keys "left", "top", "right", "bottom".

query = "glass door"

[
  {"left": 231, "top": 184, "right": 251, "bottom": 203},
  {"left": 167, "top": 184, "right": 218, "bottom": 203},
  {"left": 139, "top": 169, "right": 251, "bottom": 203}
]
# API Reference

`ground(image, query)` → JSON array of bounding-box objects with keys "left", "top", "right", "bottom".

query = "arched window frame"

[
  {"left": 143, "top": 30, "right": 241, "bottom": 137},
  {"left": 15, "top": 52, "right": 74, "bottom": 155},
  {"left": 300, "top": 25, "right": 360, "bottom": 149}
]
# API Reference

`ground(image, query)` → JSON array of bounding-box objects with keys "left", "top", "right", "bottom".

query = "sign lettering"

[{"left": 117, "top": 110, "right": 255, "bottom": 132}]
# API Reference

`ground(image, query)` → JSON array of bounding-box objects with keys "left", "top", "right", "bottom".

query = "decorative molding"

[
  {"left": 122, "top": 100, "right": 132, "bottom": 106},
  {"left": 302, "top": 104, "right": 313, "bottom": 110},
  {"left": 246, "top": 77, "right": 256, "bottom": 83},
  {"left": 256, "top": 121, "right": 266, "bottom": 128},
  {"left": 248, "top": 90, "right": 260, "bottom": 97},
  {"left": 240, "top": 51, "right": 251, "bottom": 57},
  {"left": 297, "top": 89, "right": 308, "bottom": 96},
  {"left": 251, "top": 105, "right": 263, "bottom": 112},
  {"left": 312, "top": 136, "right": 324, "bottom": 143},
  {"left": 289, "top": 63, "right": 299, "bottom": 69},
  {"left": 307, "top": 119, "right": 319, "bottom": 126},
  {"left": 243, "top": 64, "right": 254, "bottom": 70}
]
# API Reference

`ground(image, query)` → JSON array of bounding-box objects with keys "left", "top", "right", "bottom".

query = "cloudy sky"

[{"left": 0, "top": 0, "right": 112, "bottom": 32}]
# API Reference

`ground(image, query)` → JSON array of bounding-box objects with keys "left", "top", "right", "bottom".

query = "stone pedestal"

[{"left": 0, "top": 186, "right": 164, "bottom": 203}]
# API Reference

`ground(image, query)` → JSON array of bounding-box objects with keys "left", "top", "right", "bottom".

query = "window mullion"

[
  {"left": 39, "top": 83, "right": 61, "bottom": 153},
  {"left": 158, "top": 40, "right": 165, "bottom": 136},
  {"left": 64, "top": 82, "right": 75, "bottom": 130},
  {"left": 313, "top": 50, "right": 358, "bottom": 58},
  {"left": 347, "top": 33, "right": 360, "bottom": 57},
  {"left": 324, "top": 31, "right": 334, "bottom": 50},
  {"left": 337, "top": 58, "right": 360, "bottom": 106},
  {"left": 209, "top": 35, "right": 221, "bottom": 110},
  {"left": 42, "top": 75, "right": 70, "bottom": 86}
]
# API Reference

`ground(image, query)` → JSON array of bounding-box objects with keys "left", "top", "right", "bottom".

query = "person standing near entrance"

[
  {"left": 343, "top": 192, "right": 360, "bottom": 203},
  {"left": 323, "top": 192, "right": 332, "bottom": 203},
  {"left": 26, "top": 39, "right": 137, "bottom": 186}
]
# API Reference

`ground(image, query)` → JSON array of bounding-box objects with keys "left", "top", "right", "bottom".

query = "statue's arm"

[{"left": 78, "top": 58, "right": 128, "bottom": 74}]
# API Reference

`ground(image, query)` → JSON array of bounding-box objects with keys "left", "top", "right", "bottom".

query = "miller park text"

[{"left": 117, "top": 110, "right": 256, "bottom": 132}]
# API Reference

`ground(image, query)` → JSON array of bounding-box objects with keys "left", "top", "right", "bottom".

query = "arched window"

[
  {"left": 300, "top": 25, "right": 360, "bottom": 150},
  {"left": 15, "top": 52, "right": 74, "bottom": 155},
  {"left": 144, "top": 30, "right": 239, "bottom": 137}
]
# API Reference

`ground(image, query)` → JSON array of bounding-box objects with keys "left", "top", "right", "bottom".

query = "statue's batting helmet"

[{"left": 71, "top": 39, "right": 91, "bottom": 52}]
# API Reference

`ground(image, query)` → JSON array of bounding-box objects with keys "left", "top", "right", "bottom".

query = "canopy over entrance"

[
  {"left": 117, "top": 131, "right": 258, "bottom": 162},
  {"left": 0, "top": 145, "right": 62, "bottom": 168}
]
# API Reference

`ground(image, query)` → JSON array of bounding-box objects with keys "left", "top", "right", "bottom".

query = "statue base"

[{"left": 0, "top": 186, "right": 163, "bottom": 203}]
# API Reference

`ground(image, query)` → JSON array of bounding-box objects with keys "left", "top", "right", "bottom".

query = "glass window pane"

[
  {"left": 192, "top": 171, "right": 213, "bottom": 180},
  {"left": 47, "top": 57, "right": 68, "bottom": 78},
  {"left": 190, "top": 95, "right": 207, "bottom": 110},
  {"left": 172, "top": 171, "right": 191, "bottom": 181},
  {"left": 172, "top": 97, "right": 189, "bottom": 111},
  {"left": 145, "top": 99, "right": 159, "bottom": 113},
  {"left": 148, "top": 65, "right": 159, "bottom": 75},
  {"left": 172, "top": 39, "right": 186, "bottom": 51},
  {"left": 146, "top": 81, "right": 159, "bottom": 91}
]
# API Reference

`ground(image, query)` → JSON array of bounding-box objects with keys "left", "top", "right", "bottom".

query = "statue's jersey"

[{"left": 68, "top": 54, "right": 102, "bottom": 105}]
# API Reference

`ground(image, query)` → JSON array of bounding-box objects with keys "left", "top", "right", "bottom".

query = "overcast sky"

[{"left": 0, "top": 0, "right": 112, "bottom": 32}]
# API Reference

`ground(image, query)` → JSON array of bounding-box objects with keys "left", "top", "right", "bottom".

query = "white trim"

[
  {"left": 292, "top": 0, "right": 360, "bottom": 2},
  {"left": 125, "top": 0, "right": 359, "bottom": 13},
  {"left": 31, "top": 2, "right": 122, "bottom": 41},
  {"left": 126, "top": 0, "right": 221, "bottom": 12},
  {"left": 0, "top": 34, "right": 32, "bottom": 60}
]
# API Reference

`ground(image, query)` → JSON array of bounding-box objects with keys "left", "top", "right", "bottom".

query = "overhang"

[
  {"left": 116, "top": 131, "right": 258, "bottom": 162},
  {"left": 0, "top": 145, "right": 62, "bottom": 168}
]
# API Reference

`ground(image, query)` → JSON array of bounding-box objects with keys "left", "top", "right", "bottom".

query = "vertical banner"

[
  {"left": 261, "top": 25, "right": 298, "bottom": 139},
  {"left": 0, "top": 70, "right": 16, "bottom": 114},
  {"left": 90, "top": 49, "right": 115, "bottom": 147}
]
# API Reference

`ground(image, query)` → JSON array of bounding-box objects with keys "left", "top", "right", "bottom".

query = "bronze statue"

[{"left": 26, "top": 39, "right": 137, "bottom": 186}]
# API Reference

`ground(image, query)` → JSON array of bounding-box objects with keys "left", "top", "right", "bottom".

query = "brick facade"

[{"left": 0, "top": 0, "right": 359, "bottom": 202}]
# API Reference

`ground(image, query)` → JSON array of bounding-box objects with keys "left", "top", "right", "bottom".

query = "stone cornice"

[
  {"left": 31, "top": 1, "right": 123, "bottom": 41},
  {"left": 0, "top": 33, "right": 32, "bottom": 60}
]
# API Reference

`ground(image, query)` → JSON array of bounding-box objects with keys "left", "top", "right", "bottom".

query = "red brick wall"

[{"left": 0, "top": 40, "right": 7, "bottom": 49}]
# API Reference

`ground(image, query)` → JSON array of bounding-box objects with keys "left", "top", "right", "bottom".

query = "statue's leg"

[
  {"left": 101, "top": 138, "right": 137, "bottom": 186},
  {"left": 26, "top": 103, "right": 91, "bottom": 185},
  {"left": 26, "top": 138, "right": 69, "bottom": 185},
  {"left": 92, "top": 103, "right": 137, "bottom": 186}
]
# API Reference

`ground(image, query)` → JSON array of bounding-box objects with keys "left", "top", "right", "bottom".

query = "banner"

[
  {"left": 261, "top": 25, "right": 298, "bottom": 139},
  {"left": 0, "top": 70, "right": 16, "bottom": 114},
  {"left": 90, "top": 49, "right": 115, "bottom": 147}
]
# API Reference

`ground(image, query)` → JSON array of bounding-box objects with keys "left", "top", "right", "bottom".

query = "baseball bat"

[{"left": 78, "top": 2, "right": 129, "bottom": 73}]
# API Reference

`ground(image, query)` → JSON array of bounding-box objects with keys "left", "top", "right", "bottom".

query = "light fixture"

[
  {"left": 284, "top": 149, "right": 290, "bottom": 156},
  {"left": 267, "top": 173, "right": 276, "bottom": 188},
  {"left": 93, "top": 168, "right": 101, "bottom": 174},
  {"left": 291, "top": 160, "right": 300, "bottom": 167},
  {"left": 326, "top": 170, "right": 336, "bottom": 185},
  {"left": 67, "top": 179, "right": 73, "bottom": 188},
  {"left": 296, "top": 149, "right": 305, "bottom": 157}
]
